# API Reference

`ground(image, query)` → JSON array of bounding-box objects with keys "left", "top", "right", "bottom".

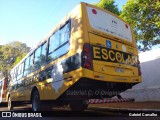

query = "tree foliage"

[
  {"left": 120, "top": 0, "right": 160, "bottom": 51},
  {"left": 96, "top": 0, "right": 120, "bottom": 15},
  {"left": 0, "top": 41, "right": 31, "bottom": 77}
]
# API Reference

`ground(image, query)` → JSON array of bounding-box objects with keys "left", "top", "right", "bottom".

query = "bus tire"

[
  {"left": 32, "top": 90, "right": 41, "bottom": 112},
  {"left": 69, "top": 100, "right": 88, "bottom": 111},
  {"left": 8, "top": 96, "right": 13, "bottom": 110}
]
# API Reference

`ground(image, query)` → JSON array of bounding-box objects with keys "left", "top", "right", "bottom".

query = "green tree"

[
  {"left": 96, "top": 0, "right": 120, "bottom": 15},
  {"left": 120, "top": 0, "right": 160, "bottom": 51},
  {"left": 0, "top": 41, "right": 31, "bottom": 77},
  {"left": 13, "top": 53, "right": 27, "bottom": 66}
]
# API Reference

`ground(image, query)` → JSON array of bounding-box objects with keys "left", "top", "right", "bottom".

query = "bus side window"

[
  {"left": 30, "top": 53, "right": 34, "bottom": 72},
  {"left": 33, "top": 42, "right": 47, "bottom": 71},
  {"left": 47, "top": 21, "right": 70, "bottom": 63},
  {"left": 17, "top": 66, "right": 19, "bottom": 80},
  {"left": 49, "top": 31, "right": 60, "bottom": 54},
  {"left": 24, "top": 56, "right": 30, "bottom": 76},
  {"left": 34, "top": 47, "right": 41, "bottom": 63},
  {"left": 13, "top": 68, "right": 18, "bottom": 82},
  {"left": 60, "top": 22, "right": 70, "bottom": 45},
  {"left": 40, "top": 42, "right": 47, "bottom": 66},
  {"left": 17, "top": 62, "right": 24, "bottom": 80},
  {"left": 34, "top": 47, "right": 41, "bottom": 70}
]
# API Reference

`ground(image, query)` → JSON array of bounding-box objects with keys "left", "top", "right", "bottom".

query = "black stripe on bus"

[{"left": 38, "top": 53, "right": 81, "bottom": 81}]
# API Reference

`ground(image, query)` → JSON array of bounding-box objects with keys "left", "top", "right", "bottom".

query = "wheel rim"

[{"left": 33, "top": 95, "right": 39, "bottom": 111}]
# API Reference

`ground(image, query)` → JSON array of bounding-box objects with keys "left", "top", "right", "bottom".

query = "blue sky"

[{"left": 0, "top": 0, "right": 127, "bottom": 48}]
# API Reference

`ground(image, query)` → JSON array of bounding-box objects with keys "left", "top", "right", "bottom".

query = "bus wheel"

[
  {"left": 8, "top": 96, "right": 13, "bottom": 110},
  {"left": 69, "top": 100, "right": 88, "bottom": 111},
  {"left": 32, "top": 90, "right": 41, "bottom": 112}
]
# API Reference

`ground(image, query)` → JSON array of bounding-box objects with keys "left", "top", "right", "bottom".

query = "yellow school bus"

[{"left": 8, "top": 2, "right": 142, "bottom": 111}]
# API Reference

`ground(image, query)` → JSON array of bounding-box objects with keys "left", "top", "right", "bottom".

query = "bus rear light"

[
  {"left": 84, "top": 48, "right": 90, "bottom": 53},
  {"left": 84, "top": 62, "right": 91, "bottom": 69},
  {"left": 82, "top": 43, "right": 93, "bottom": 70},
  {"left": 92, "top": 9, "right": 97, "bottom": 14}
]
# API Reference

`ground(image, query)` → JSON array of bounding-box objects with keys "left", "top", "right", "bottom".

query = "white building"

[{"left": 121, "top": 48, "right": 160, "bottom": 101}]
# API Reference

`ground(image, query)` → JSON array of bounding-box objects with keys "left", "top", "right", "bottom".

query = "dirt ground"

[{"left": 89, "top": 101, "right": 160, "bottom": 109}]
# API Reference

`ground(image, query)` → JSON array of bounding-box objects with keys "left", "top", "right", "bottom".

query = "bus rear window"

[{"left": 87, "top": 6, "right": 132, "bottom": 42}]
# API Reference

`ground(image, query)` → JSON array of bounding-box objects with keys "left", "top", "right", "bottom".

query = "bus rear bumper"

[
  {"left": 60, "top": 77, "right": 140, "bottom": 100},
  {"left": 83, "top": 68, "right": 141, "bottom": 83}
]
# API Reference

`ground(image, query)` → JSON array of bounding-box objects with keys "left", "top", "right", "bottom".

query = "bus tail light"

[
  {"left": 84, "top": 48, "right": 90, "bottom": 53},
  {"left": 84, "top": 62, "right": 91, "bottom": 69},
  {"left": 82, "top": 43, "right": 93, "bottom": 70}
]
